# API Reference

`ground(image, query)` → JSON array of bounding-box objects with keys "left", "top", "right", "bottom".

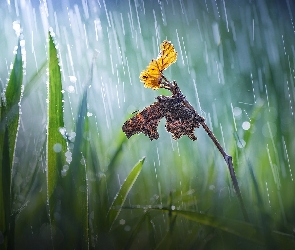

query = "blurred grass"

[
  {"left": 0, "top": 0, "right": 295, "bottom": 249},
  {"left": 0, "top": 39, "right": 23, "bottom": 249},
  {"left": 107, "top": 157, "right": 145, "bottom": 229}
]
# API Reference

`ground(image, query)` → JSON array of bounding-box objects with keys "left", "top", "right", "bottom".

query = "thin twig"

[
  {"left": 200, "top": 122, "right": 249, "bottom": 222},
  {"left": 163, "top": 79, "right": 249, "bottom": 222}
]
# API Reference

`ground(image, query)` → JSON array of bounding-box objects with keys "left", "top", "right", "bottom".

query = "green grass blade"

[
  {"left": 66, "top": 89, "right": 89, "bottom": 249},
  {"left": 243, "top": 102, "right": 264, "bottom": 150},
  {"left": 153, "top": 208, "right": 295, "bottom": 248},
  {"left": 23, "top": 60, "right": 47, "bottom": 98},
  {"left": 47, "top": 31, "right": 67, "bottom": 228},
  {"left": 169, "top": 209, "right": 260, "bottom": 243},
  {"left": 124, "top": 212, "right": 149, "bottom": 249},
  {"left": 154, "top": 215, "right": 177, "bottom": 250},
  {"left": 0, "top": 39, "right": 23, "bottom": 249},
  {"left": 107, "top": 131, "right": 128, "bottom": 173},
  {"left": 0, "top": 127, "right": 12, "bottom": 250},
  {"left": 2, "top": 39, "right": 23, "bottom": 165},
  {"left": 107, "top": 157, "right": 145, "bottom": 229}
]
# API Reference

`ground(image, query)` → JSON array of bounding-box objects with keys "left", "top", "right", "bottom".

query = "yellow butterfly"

[{"left": 139, "top": 40, "right": 177, "bottom": 89}]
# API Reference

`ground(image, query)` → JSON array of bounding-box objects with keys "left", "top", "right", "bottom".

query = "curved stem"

[
  {"left": 160, "top": 81, "right": 249, "bottom": 222},
  {"left": 200, "top": 122, "right": 249, "bottom": 222}
]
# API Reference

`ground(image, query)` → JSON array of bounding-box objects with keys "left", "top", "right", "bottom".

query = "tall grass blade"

[
  {"left": 47, "top": 31, "right": 67, "bottom": 247},
  {"left": 66, "top": 88, "right": 89, "bottom": 249},
  {"left": 155, "top": 208, "right": 295, "bottom": 248},
  {"left": 0, "top": 39, "right": 23, "bottom": 249},
  {"left": 155, "top": 215, "right": 177, "bottom": 250},
  {"left": 47, "top": 32, "right": 67, "bottom": 198},
  {"left": 107, "top": 157, "right": 145, "bottom": 229},
  {"left": 23, "top": 60, "right": 47, "bottom": 98},
  {"left": 107, "top": 132, "right": 128, "bottom": 173},
  {"left": 3, "top": 41, "right": 23, "bottom": 162}
]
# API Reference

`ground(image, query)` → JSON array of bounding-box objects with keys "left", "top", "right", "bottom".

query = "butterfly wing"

[
  {"left": 157, "top": 40, "right": 177, "bottom": 71},
  {"left": 157, "top": 95, "right": 201, "bottom": 141},
  {"left": 139, "top": 59, "right": 162, "bottom": 89},
  {"left": 139, "top": 40, "right": 177, "bottom": 90},
  {"left": 122, "top": 101, "right": 164, "bottom": 140}
]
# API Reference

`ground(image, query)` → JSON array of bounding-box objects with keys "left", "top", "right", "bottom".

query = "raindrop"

[
  {"left": 237, "top": 139, "right": 246, "bottom": 148},
  {"left": 262, "top": 122, "right": 277, "bottom": 138},
  {"left": 265, "top": 181, "right": 271, "bottom": 208},
  {"left": 286, "top": 80, "right": 294, "bottom": 116},
  {"left": 222, "top": 0, "right": 229, "bottom": 32},
  {"left": 124, "top": 225, "right": 131, "bottom": 231},
  {"left": 68, "top": 131, "right": 76, "bottom": 141},
  {"left": 53, "top": 143, "right": 62, "bottom": 153},
  {"left": 212, "top": 22, "right": 221, "bottom": 45},
  {"left": 80, "top": 158, "right": 86, "bottom": 165},
  {"left": 67, "top": 85, "right": 75, "bottom": 93},
  {"left": 94, "top": 18, "right": 103, "bottom": 41},
  {"left": 63, "top": 165, "right": 69, "bottom": 171},
  {"left": 176, "top": 29, "right": 184, "bottom": 65},
  {"left": 233, "top": 107, "right": 242, "bottom": 117},
  {"left": 266, "top": 144, "right": 281, "bottom": 190},
  {"left": 61, "top": 169, "right": 67, "bottom": 177},
  {"left": 119, "top": 219, "right": 125, "bottom": 225},
  {"left": 59, "top": 127, "right": 67, "bottom": 137},
  {"left": 12, "top": 20, "right": 21, "bottom": 37},
  {"left": 171, "top": 205, "right": 175, "bottom": 210},
  {"left": 209, "top": 185, "right": 215, "bottom": 191},
  {"left": 156, "top": 146, "right": 161, "bottom": 167},
  {"left": 220, "top": 123, "right": 226, "bottom": 151},
  {"left": 186, "top": 189, "right": 195, "bottom": 195},
  {"left": 231, "top": 103, "right": 237, "bottom": 131},
  {"left": 242, "top": 121, "right": 250, "bottom": 130},
  {"left": 87, "top": 112, "right": 93, "bottom": 117},
  {"left": 65, "top": 150, "right": 72, "bottom": 164},
  {"left": 49, "top": 28, "right": 55, "bottom": 37},
  {"left": 69, "top": 75, "right": 77, "bottom": 83},
  {"left": 250, "top": 73, "right": 256, "bottom": 104},
  {"left": 282, "top": 137, "right": 293, "bottom": 181},
  {"left": 264, "top": 83, "right": 270, "bottom": 111},
  {"left": 68, "top": 143, "right": 74, "bottom": 150}
]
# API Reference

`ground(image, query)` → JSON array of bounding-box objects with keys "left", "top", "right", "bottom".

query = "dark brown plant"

[{"left": 122, "top": 40, "right": 249, "bottom": 222}]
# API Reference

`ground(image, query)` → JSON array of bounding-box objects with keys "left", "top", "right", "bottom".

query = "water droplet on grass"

[
  {"left": 242, "top": 121, "right": 250, "bottom": 130},
  {"left": 53, "top": 143, "right": 62, "bottom": 152},
  {"left": 233, "top": 107, "right": 242, "bottom": 117},
  {"left": 12, "top": 20, "right": 21, "bottom": 36},
  {"left": 67, "top": 85, "right": 75, "bottom": 93},
  {"left": 237, "top": 139, "right": 246, "bottom": 148},
  {"left": 124, "top": 225, "right": 131, "bottom": 231}
]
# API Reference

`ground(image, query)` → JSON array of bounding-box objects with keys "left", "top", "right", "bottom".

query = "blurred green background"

[{"left": 0, "top": 0, "right": 295, "bottom": 249}]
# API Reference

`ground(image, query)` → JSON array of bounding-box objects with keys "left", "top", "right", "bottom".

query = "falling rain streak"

[{"left": 1, "top": 0, "right": 295, "bottom": 248}]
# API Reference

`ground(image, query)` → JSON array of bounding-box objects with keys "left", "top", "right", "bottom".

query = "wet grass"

[{"left": 1, "top": 0, "right": 295, "bottom": 249}]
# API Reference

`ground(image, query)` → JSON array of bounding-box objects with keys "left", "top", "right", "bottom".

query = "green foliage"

[
  {"left": 0, "top": 39, "right": 23, "bottom": 249},
  {"left": 47, "top": 32, "right": 67, "bottom": 200},
  {"left": 44, "top": 33, "right": 145, "bottom": 249},
  {"left": 1, "top": 1, "right": 295, "bottom": 249},
  {"left": 107, "top": 157, "right": 145, "bottom": 229}
]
